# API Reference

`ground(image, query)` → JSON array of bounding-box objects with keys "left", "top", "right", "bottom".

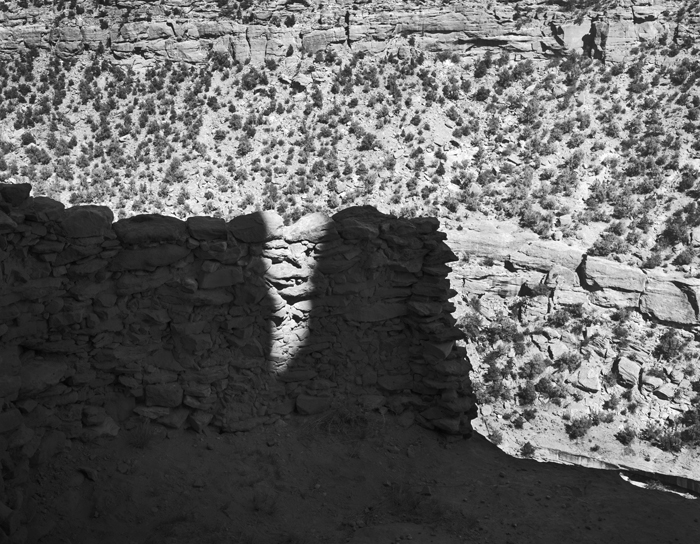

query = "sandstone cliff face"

[
  {"left": 0, "top": 1, "right": 689, "bottom": 65},
  {"left": 449, "top": 220, "right": 700, "bottom": 329}
]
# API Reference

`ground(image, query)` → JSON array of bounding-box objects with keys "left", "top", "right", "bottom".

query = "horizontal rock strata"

[{"left": 0, "top": 1, "right": 685, "bottom": 64}]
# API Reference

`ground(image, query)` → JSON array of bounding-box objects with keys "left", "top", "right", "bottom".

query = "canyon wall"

[
  {"left": 0, "top": 1, "right": 690, "bottom": 66},
  {"left": 449, "top": 221, "right": 700, "bottom": 330},
  {"left": 0, "top": 181, "right": 474, "bottom": 501}
]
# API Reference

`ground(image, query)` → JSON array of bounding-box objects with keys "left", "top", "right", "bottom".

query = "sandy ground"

[{"left": 23, "top": 410, "right": 700, "bottom": 544}]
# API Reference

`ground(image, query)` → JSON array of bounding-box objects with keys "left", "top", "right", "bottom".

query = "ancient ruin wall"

[{"left": 0, "top": 182, "right": 475, "bottom": 467}]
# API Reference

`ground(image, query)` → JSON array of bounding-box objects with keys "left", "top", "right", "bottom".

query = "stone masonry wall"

[{"left": 0, "top": 181, "right": 474, "bottom": 532}]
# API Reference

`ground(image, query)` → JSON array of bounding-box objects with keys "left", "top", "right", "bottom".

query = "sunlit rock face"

[{"left": 0, "top": 1, "right": 687, "bottom": 64}]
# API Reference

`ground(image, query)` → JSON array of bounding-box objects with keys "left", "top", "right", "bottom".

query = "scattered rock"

[{"left": 616, "top": 357, "right": 641, "bottom": 387}]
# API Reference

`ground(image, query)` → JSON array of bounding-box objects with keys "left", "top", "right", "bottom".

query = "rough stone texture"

[
  {"left": 582, "top": 257, "right": 647, "bottom": 293},
  {"left": 59, "top": 205, "right": 114, "bottom": 238},
  {"left": 228, "top": 211, "right": 283, "bottom": 243},
  {"left": 640, "top": 279, "right": 697, "bottom": 325},
  {"left": 0, "top": 1, "right": 685, "bottom": 65},
  {"left": 616, "top": 357, "right": 641, "bottom": 387},
  {"left": 0, "top": 181, "right": 475, "bottom": 515},
  {"left": 574, "top": 365, "right": 600, "bottom": 393}
]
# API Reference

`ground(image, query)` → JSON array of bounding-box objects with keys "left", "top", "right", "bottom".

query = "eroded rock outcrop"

[
  {"left": 0, "top": 1, "right": 690, "bottom": 64},
  {"left": 450, "top": 220, "right": 700, "bottom": 329}
]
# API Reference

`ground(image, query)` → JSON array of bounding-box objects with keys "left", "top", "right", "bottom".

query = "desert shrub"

[
  {"left": 565, "top": 415, "right": 594, "bottom": 439},
  {"left": 678, "top": 165, "right": 698, "bottom": 192},
  {"left": 519, "top": 354, "right": 548, "bottom": 380},
  {"left": 535, "top": 376, "right": 566, "bottom": 400},
  {"left": 548, "top": 309, "right": 572, "bottom": 327},
  {"left": 674, "top": 247, "right": 695, "bottom": 265},
  {"left": 20, "top": 131, "right": 35, "bottom": 145},
  {"left": 556, "top": 352, "right": 582, "bottom": 373},
  {"left": 615, "top": 425, "right": 636, "bottom": 445},
  {"left": 590, "top": 410, "right": 615, "bottom": 425},
  {"left": 474, "top": 51, "right": 493, "bottom": 78},
  {"left": 659, "top": 202, "right": 700, "bottom": 247},
  {"left": 517, "top": 381, "right": 537, "bottom": 405},
  {"left": 654, "top": 329, "right": 688, "bottom": 362},
  {"left": 474, "top": 87, "right": 491, "bottom": 101},
  {"left": 656, "top": 430, "right": 683, "bottom": 452},
  {"left": 642, "top": 252, "right": 664, "bottom": 269},
  {"left": 520, "top": 442, "right": 536, "bottom": 457},
  {"left": 458, "top": 311, "right": 483, "bottom": 342},
  {"left": 523, "top": 408, "right": 538, "bottom": 422},
  {"left": 640, "top": 423, "right": 683, "bottom": 452},
  {"left": 680, "top": 424, "right": 700, "bottom": 448},
  {"left": 482, "top": 314, "right": 523, "bottom": 345},
  {"left": 589, "top": 232, "right": 629, "bottom": 257},
  {"left": 603, "top": 394, "right": 620, "bottom": 411}
]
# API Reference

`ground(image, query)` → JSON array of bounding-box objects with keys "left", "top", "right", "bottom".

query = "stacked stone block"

[{"left": 0, "top": 184, "right": 475, "bottom": 532}]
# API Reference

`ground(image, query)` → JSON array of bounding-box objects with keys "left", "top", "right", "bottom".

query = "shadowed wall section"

[{"left": 0, "top": 183, "right": 475, "bottom": 468}]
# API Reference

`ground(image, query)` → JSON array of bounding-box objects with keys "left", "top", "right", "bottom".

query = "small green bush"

[
  {"left": 654, "top": 329, "right": 688, "bottom": 362},
  {"left": 489, "top": 429, "right": 503, "bottom": 445},
  {"left": 615, "top": 425, "right": 636, "bottom": 445},
  {"left": 556, "top": 352, "right": 582, "bottom": 373},
  {"left": 566, "top": 415, "right": 594, "bottom": 439},
  {"left": 519, "top": 354, "right": 548, "bottom": 380},
  {"left": 517, "top": 381, "right": 537, "bottom": 405},
  {"left": 520, "top": 442, "right": 536, "bottom": 457}
]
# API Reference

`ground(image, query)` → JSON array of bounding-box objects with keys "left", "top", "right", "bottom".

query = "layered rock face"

[
  {"left": 449, "top": 220, "right": 700, "bottom": 456},
  {"left": 449, "top": 222, "right": 700, "bottom": 329},
  {"left": 0, "top": 1, "right": 687, "bottom": 65},
  {"left": 0, "top": 182, "right": 472, "bottom": 527}
]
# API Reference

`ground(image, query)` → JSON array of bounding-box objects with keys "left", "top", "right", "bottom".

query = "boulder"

[
  {"left": 146, "top": 383, "right": 184, "bottom": 408},
  {"left": 0, "top": 209, "right": 17, "bottom": 231},
  {"left": 548, "top": 340, "right": 568, "bottom": 361},
  {"left": 284, "top": 212, "right": 337, "bottom": 243},
  {"left": 641, "top": 374, "right": 664, "bottom": 391},
  {"left": 228, "top": 211, "right": 283, "bottom": 242},
  {"left": 574, "top": 366, "right": 600, "bottom": 393},
  {"left": 511, "top": 241, "right": 584, "bottom": 272},
  {"left": 616, "top": 356, "right": 641, "bottom": 387},
  {"left": 640, "top": 280, "right": 697, "bottom": 325},
  {"left": 187, "top": 410, "right": 213, "bottom": 433},
  {"left": 20, "top": 360, "right": 68, "bottom": 398},
  {"left": 295, "top": 395, "right": 331, "bottom": 415},
  {"left": 653, "top": 383, "right": 677, "bottom": 401},
  {"left": 113, "top": 214, "right": 188, "bottom": 245},
  {"left": 82, "top": 406, "right": 107, "bottom": 427},
  {"left": 59, "top": 205, "right": 114, "bottom": 237},
  {"left": 0, "top": 182, "right": 32, "bottom": 206},
  {"left": 338, "top": 217, "right": 380, "bottom": 240},
  {"left": 187, "top": 216, "right": 227, "bottom": 241},
  {"left": 582, "top": 257, "right": 646, "bottom": 292},
  {"left": 545, "top": 264, "right": 580, "bottom": 288},
  {"left": 589, "top": 289, "right": 640, "bottom": 309}
]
